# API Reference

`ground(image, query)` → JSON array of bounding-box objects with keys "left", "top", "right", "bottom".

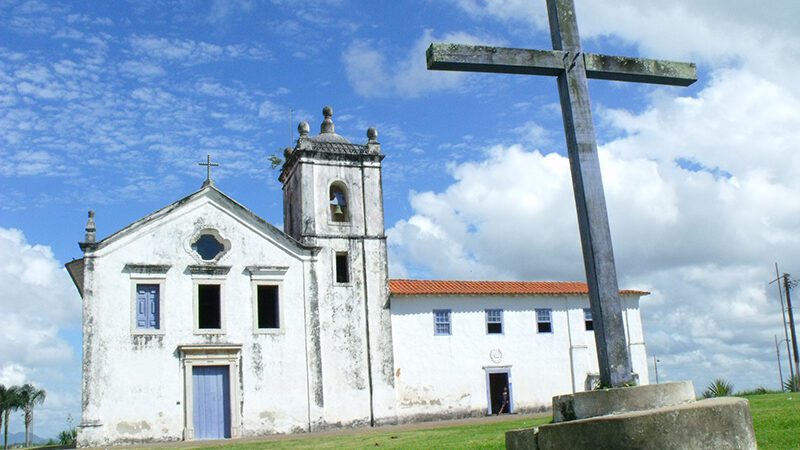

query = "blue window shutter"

[
  {"left": 136, "top": 286, "right": 148, "bottom": 328},
  {"left": 136, "top": 284, "right": 160, "bottom": 329},
  {"left": 149, "top": 287, "right": 159, "bottom": 328}
]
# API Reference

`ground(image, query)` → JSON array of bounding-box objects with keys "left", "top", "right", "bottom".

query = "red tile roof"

[{"left": 388, "top": 279, "right": 649, "bottom": 296}]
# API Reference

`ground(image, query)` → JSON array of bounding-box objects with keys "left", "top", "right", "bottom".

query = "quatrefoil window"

[{"left": 190, "top": 230, "right": 229, "bottom": 262}]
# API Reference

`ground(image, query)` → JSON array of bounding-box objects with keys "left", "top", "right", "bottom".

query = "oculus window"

[{"left": 192, "top": 232, "right": 226, "bottom": 261}]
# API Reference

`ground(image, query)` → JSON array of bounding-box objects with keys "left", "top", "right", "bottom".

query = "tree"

[
  {"left": 18, "top": 384, "right": 46, "bottom": 448},
  {"left": 0, "top": 385, "right": 22, "bottom": 450}
]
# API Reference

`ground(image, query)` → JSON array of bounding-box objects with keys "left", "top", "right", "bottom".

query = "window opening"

[
  {"left": 536, "top": 308, "right": 553, "bottom": 333},
  {"left": 257, "top": 285, "right": 280, "bottom": 329},
  {"left": 329, "top": 185, "right": 348, "bottom": 222},
  {"left": 486, "top": 309, "right": 503, "bottom": 334},
  {"left": 136, "top": 284, "right": 160, "bottom": 329},
  {"left": 198, "top": 284, "right": 221, "bottom": 329},
  {"left": 335, "top": 252, "right": 349, "bottom": 283},
  {"left": 584, "top": 308, "right": 594, "bottom": 331},
  {"left": 192, "top": 234, "right": 225, "bottom": 261},
  {"left": 434, "top": 309, "right": 451, "bottom": 335}
]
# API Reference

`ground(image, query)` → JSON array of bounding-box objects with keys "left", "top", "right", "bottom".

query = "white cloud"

[
  {"left": 390, "top": 0, "right": 800, "bottom": 395},
  {"left": 387, "top": 64, "right": 800, "bottom": 390},
  {"left": 0, "top": 228, "right": 81, "bottom": 435},
  {"left": 118, "top": 60, "right": 165, "bottom": 78},
  {"left": 258, "top": 99, "right": 287, "bottom": 122},
  {"left": 128, "top": 35, "right": 270, "bottom": 66},
  {"left": 343, "top": 29, "right": 498, "bottom": 98}
]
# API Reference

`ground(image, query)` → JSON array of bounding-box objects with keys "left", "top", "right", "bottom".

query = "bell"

[{"left": 333, "top": 204, "right": 344, "bottom": 216}]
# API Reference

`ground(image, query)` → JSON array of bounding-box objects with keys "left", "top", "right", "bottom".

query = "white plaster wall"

[
  {"left": 302, "top": 159, "right": 396, "bottom": 428},
  {"left": 79, "top": 192, "right": 312, "bottom": 446},
  {"left": 390, "top": 294, "right": 648, "bottom": 420},
  {"left": 624, "top": 298, "right": 650, "bottom": 385}
]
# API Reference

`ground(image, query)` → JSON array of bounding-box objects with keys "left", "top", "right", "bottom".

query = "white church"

[{"left": 65, "top": 107, "right": 649, "bottom": 447}]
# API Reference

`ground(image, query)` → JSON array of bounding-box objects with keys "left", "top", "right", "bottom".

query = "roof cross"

[
  {"left": 198, "top": 154, "right": 219, "bottom": 187},
  {"left": 426, "top": 0, "right": 697, "bottom": 388}
]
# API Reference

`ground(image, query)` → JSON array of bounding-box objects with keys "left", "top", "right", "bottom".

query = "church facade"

[{"left": 66, "top": 107, "right": 649, "bottom": 447}]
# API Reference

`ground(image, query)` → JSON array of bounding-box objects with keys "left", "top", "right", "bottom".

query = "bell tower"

[{"left": 279, "top": 106, "right": 396, "bottom": 428}]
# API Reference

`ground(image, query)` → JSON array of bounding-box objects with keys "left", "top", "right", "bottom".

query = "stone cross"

[
  {"left": 427, "top": 0, "right": 696, "bottom": 387},
  {"left": 198, "top": 154, "right": 219, "bottom": 187}
]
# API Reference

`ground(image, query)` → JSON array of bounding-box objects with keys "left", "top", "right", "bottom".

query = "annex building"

[{"left": 66, "top": 107, "right": 649, "bottom": 447}]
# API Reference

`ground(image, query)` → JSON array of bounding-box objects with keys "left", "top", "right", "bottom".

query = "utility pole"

[
  {"left": 775, "top": 335, "right": 785, "bottom": 392},
  {"left": 783, "top": 273, "right": 800, "bottom": 386},
  {"left": 653, "top": 355, "right": 660, "bottom": 384},
  {"left": 772, "top": 263, "right": 794, "bottom": 383}
]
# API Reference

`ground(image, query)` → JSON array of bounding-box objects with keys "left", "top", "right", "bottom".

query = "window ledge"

[
  {"left": 133, "top": 329, "right": 165, "bottom": 336},
  {"left": 253, "top": 329, "right": 285, "bottom": 335},
  {"left": 193, "top": 330, "right": 226, "bottom": 335}
]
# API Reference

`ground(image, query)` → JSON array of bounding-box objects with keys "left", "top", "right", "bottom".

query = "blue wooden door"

[{"left": 192, "top": 366, "right": 231, "bottom": 439}]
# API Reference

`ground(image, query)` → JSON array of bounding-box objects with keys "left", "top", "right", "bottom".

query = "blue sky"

[{"left": 2, "top": 0, "right": 800, "bottom": 439}]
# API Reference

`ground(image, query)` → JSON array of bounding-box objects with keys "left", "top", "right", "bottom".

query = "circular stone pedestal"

[
  {"left": 506, "top": 381, "right": 757, "bottom": 450},
  {"left": 552, "top": 381, "right": 695, "bottom": 422}
]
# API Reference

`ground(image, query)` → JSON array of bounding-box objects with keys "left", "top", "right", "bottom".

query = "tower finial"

[
  {"left": 84, "top": 210, "right": 96, "bottom": 243},
  {"left": 320, "top": 106, "right": 334, "bottom": 134},
  {"left": 298, "top": 121, "right": 310, "bottom": 137}
]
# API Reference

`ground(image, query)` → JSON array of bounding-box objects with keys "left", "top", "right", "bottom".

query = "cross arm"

[
  {"left": 427, "top": 43, "right": 697, "bottom": 87},
  {"left": 583, "top": 53, "right": 696, "bottom": 87},
  {"left": 426, "top": 43, "right": 564, "bottom": 76}
]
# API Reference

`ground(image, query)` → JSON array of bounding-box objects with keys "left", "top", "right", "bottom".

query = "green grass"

[
  {"left": 183, "top": 417, "right": 549, "bottom": 450},
  {"left": 138, "top": 392, "right": 799, "bottom": 449},
  {"left": 743, "top": 392, "right": 800, "bottom": 449}
]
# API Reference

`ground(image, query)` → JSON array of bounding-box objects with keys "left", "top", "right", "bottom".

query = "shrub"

[
  {"left": 784, "top": 375, "right": 800, "bottom": 392},
  {"left": 59, "top": 427, "right": 77, "bottom": 447},
  {"left": 703, "top": 378, "right": 734, "bottom": 398},
  {"left": 736, "top": 386, "right": 775, "bottom": 396}
]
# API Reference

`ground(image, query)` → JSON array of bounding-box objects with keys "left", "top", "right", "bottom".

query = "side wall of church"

[
  {"left": 78, "top": 196, "right": 314, "bottom": 447},
  {"left": 389, "top": 294, "right": 647, "bottom": 421}
]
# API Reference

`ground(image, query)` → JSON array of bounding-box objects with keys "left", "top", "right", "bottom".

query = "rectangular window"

[
  {"left": 136, "top": 284, "right": 160, "bottom": 329},
  {"left": 584, "top": 308, "right": 594, "bottom": 331},
  {"left": 433, "top": 309, "right": 451, "bottom": 335},
  {"left": 257, "top": 285, "right": 280, "bottom": 329},
  {"left": 486, "top": 309, "right": 503, "bottom": 334},
  {"left": 536, "top": 308, "right": 552, "bottom": 333},
  {"left": 335, "top": 252, "right": 349, "bottom": 283},
  {"left": 198, "top": 284, "right": 221, "bottom": 329}
]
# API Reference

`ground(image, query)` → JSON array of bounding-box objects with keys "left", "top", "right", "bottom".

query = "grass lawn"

[
  {"left": 103, "top": 392, "right": 799, "bottom": 449},
  {"left": 743, "top": 392, "right": 800, "bottom": 449},
  {"left": 181, "top": 416, "right": 550, "bottom": 450}
]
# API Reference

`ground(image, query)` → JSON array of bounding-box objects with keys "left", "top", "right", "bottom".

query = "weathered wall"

[
  {"left": 78, "top": 191, "right": 313, "bottom": 447},
  {"left": 295, "top": 154, "right": 396, "bottom": 429},
  {"left": 389, "top": 294, "right": 648, "bottom": 421}
]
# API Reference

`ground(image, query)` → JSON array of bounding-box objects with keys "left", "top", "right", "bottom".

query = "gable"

[{"left": 86, "top": 186, "right": 312, "bottom": 260}]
